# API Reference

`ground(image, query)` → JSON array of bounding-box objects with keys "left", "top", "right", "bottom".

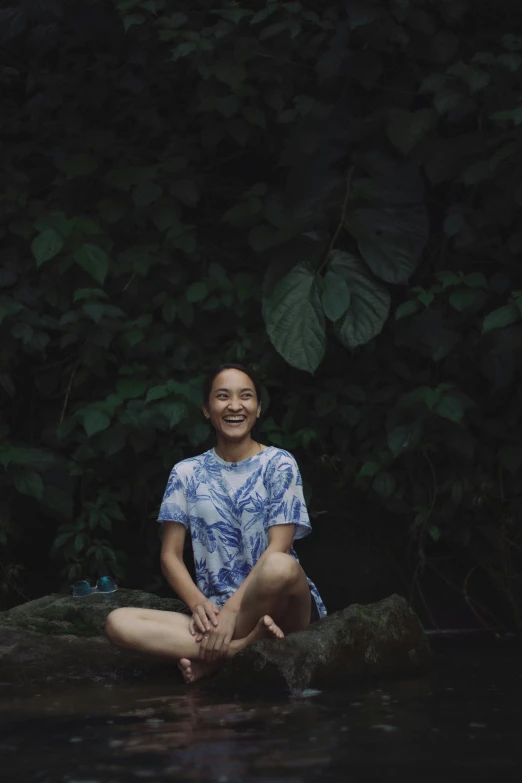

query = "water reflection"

[{"left": 0, "top": 640, "right": 520, "bottom": 782}]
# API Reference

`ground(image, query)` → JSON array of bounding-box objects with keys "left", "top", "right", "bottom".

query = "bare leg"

[
  {"left": 233, "top": 551, "right": 312, "bottom": 639},
  {"left": 178, "top": 615, "right": 284, "bottom": 684},
  {"left": 179, "top": 553, "right": 312, "bottom": 684},
  {"left": 104, "top": 607, "right": 284, "bottom": 684},
  {"left": 104, "top": 554, "right": 311, "bottom": 685}
]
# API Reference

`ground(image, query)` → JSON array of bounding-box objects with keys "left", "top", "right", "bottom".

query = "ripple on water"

[{"left": 0, "top": 641, "right": 521, "bottom": 781}]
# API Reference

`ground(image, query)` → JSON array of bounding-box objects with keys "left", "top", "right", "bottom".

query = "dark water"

[{"left": 1, "top": 639, "right": 521, "bottom": 782}]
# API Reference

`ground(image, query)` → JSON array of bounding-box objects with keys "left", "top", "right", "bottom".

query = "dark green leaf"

[
  {"left": 146, "top": 385, "right": 169, "bottom": 402},
  {"left": 387, "top": 421, "right": 423, "bottom": 457},
  {"left": 359, "top": 461, "right": 380, "bottom": 477},
  {"left": 31, "top": 229, "right": 63, "bottom": 267},
  {"left": 482, "top": 304, "right": 520, "bottom": 335},
  {"left": 447, "top": 62, "right": 491, "bottom": 93},
  {"left": 264, "top": 263, "right": 326, "bottom": 373},
  {"left": 186, "top": 281, "right": 208, "bottom": 303},
  {"left": 13, "top": 470, "right": 44, "bottom": 501},
  {"left": 116, "top": 379, "right": 147, "bottom": 399},
  {"left": 82, "top": 302, "right": 106, "bottom": 323},
  {"left": 156, "top": 401, "right": 186, "bottom": 428},
  {"left": 386, "top": 109, "right": 437, "bottom": 156},
  {"left": 123, "top": 13, "right": 146, "bottom": 31},
  {"left": 74, "top": 244, "right": 109, "bottom": 285},
  {"left": 170, "top": 179, "right": 199, "bottom": 207},
  {"left": 162, "top": 300, "right": 177, "bottom": 324},
  {"left": 434, "top": 88, "right": 464, "bottom": 115},
  {"left": 435, "top": 394, "right": 466, "bottom": 424},
  {"left": 73, "top": 288, "right": 108, "bottom": 302},
  {"left": 395, "top": 300, "right": 421, "bottom": 320},
  {"left": 81, "top": 409, "right": 111, "bottom": 437},
  {"left": 330, "top": 252, "right": 390, "bottom": 349},
  {"left": 448, "top": 288, "right": 484, "bottom": 312},
  {"left": 132, "top": 182, "right": 163, "bottom": 208},
  {"left": 321, "top": 269, "right": 351, "bottom": 322},
  {"left": 345, "top": 205, "right": 429, "bottom": 285},
  {"left": 435, "top": 270, "right": 461, "bottom": 288},
  {"left": 315, "top": 392, "right": 337, "bottom": 417},
  {"left": 372, "top": 472, "right": 396, "bottom": 498},
  {"left": 461, "top": 273, "right": 488, "bottom": 290}
]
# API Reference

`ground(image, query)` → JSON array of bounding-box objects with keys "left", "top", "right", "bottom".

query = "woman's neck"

[{"left": 214, "top": 437, "right": 261, "bottom": 463}]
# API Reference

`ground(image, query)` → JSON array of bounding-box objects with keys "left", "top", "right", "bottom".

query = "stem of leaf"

[
  {"left": 317, "top": 166, "right": 354, "bottom": 277},
  {"left": 59, "top": 360, "right": 79, "bottom": 426}
]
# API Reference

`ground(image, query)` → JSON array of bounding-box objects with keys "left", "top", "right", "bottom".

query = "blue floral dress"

[{"left": 158, "top": 446, "right": 326, "bottom": 618}]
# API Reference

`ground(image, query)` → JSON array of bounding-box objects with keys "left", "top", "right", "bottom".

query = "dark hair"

[{"left": 203, "top": 363, "right": 261, "bottom": 406}]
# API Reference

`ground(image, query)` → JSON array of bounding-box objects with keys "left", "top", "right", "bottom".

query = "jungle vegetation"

[{"left": 1, "top": 0, "right": 522, "bottom": 631}]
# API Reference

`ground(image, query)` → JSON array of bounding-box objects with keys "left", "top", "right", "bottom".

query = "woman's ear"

[
  {"left": 257, "top": 404, "right": 261, "bottom": 419},
  {"left": 202, "top": 405, "right": 210, "bottom": 420}
]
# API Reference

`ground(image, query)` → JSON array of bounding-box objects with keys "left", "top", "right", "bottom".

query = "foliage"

[{"left": 1, "top": 0, "right": 522, "bottom": 630}]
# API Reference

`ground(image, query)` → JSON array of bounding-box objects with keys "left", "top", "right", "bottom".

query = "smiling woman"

[{"left": 104, "top": 363, "right": 326, "bottom": 684}]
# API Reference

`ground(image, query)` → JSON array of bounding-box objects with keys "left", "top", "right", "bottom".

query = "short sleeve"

[
  {"left": 157, "top": 466, "right": 189, "bottom": 527},
  {"left": 265, "top": 451, "right": 311, "bottom": 540}
]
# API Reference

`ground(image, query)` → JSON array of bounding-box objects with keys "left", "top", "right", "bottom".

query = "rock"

[
  {"left": 0, "top": 591, "right": 430, "bottom": 693},
  {"left": 205, "top": 594, "right": 431, "bottom": 696},
  {"left": 0, "top": 588, "right": 189, "bottom": 637},
  {"left": 0, "top": 627, "right": 170, "bottom": 688},
  {"left": 0, "top": 589, "right": 188, "bottom": 688}
]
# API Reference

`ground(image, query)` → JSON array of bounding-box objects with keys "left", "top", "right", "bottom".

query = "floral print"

[{"left": 158, "top": 446, "right": 326, "bottom": 618}]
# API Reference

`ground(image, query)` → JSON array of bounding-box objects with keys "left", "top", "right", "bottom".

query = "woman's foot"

[
  {"left": 177, "top": 615, "right": 284, "bottom": 684},
  {"left": 246, "top": 614, "right": 285, "bottom": 644},
  {"left": 177, "top": 657, "right": 219, "bottom": 685}
]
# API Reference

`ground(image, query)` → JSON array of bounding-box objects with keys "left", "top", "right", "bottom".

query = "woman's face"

[{"left": 204, "top": 369, "right": 261, "bottom": 441}]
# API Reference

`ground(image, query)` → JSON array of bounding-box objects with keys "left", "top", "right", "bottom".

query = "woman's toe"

[{"left": 178, "top": 658, "right": 193, "bottom": 682}]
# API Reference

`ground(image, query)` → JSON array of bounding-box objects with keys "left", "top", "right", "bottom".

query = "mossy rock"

[
  {"left": 0, "top": 592, "right": 430, "bottom": 694},
  {"left": 0, "top": 588, "right": 189, "bottom": 637},
  {"left": 206, "top": 594, "right": 431, "bottom": 696}
]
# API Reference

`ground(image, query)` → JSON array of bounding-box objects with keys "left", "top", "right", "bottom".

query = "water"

[{"left": 1, "top": 638, "right": 520, "bottom": 782}]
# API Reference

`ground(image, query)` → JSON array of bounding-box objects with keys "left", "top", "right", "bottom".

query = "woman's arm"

[
  {"left": 220, "top": 524, "right": 295, "bottom": 615},
  {"left": 160, "top": 522, "right": 208, "bottom": 611}
]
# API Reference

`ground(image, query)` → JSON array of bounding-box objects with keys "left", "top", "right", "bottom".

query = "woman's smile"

[
  {"left": 204, "top": 368, "right": 261, "bottom": 439},
  {"left": 223, "top": 415, "right": 247, "bottom": 426}
]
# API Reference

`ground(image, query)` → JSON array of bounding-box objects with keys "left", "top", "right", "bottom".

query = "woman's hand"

[
  {"left": 199, "top": 608, "right": 237, "bottom": 662},
  {"left": 189, "top": 599, "right": 220, "bottom": 638}
]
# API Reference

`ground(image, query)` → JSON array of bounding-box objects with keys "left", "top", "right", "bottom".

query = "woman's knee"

[
  {"left": 104, "top": 607, "right": 133, "bottom": 644},
  {"left": 259, "top": 552, "right": 301, "bottom": 592}
]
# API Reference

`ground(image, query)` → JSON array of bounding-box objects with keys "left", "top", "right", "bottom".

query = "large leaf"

[
  {"left": 74, "top": 244, "right": 109, "bottom": 285},
  {"left": 264, "top": 263, "right": 326, "bottom": 373},
  {"left": 31, "top": 228, "right": 63, "bottom": 267},
  {"left": 321, "top": 269, "right": 351, "bottom": 322},
  {"left": 330, "top": 252, "right": 390, "bottom": 349},
  {"left": 344, "top": 205, "right": 429, "bottom": 284}
]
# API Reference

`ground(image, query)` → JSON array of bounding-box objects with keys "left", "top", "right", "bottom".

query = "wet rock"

[
  {"left": 0, "top": 591, "right": 430, "bottom": 693},
  {"left": 0, "top": 588, "right": 188, "bottom": 637},
  {"left": 206, "top": 594, "right": 431, "bottom": 696},
  {"left": 0, "top": 589, "right": 188, "bottom": 688},
  {"left": 0, "top": 626, "right": 171, "bottom": 687}
]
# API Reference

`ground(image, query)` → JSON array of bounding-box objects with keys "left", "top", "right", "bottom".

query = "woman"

[{"left": 104, "top": 363, "right": 326, "bottom": 683}]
